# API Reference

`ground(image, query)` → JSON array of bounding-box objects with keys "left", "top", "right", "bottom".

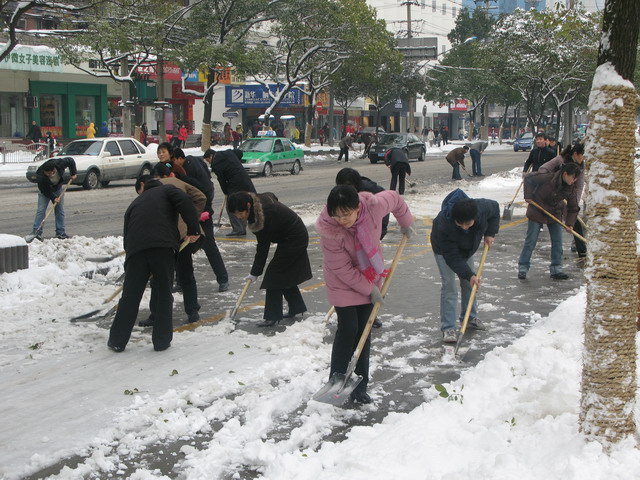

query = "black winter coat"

[
  {"left": 183, "top": 155, "right": 215, "bottom": 206},
  {"left": 385, "top": 148, "right": 412, "bottom": 175},
  {"left": 122, "top": 180, "right": 200, "bottom": 265},
  {"left": 247, "top": 192, "right": 312, "bottom": 290},
  {"left": 211, "top": 150, "right": 256, "bottom": 195},
  {"left": 523, "top": 146, "right": 556, "bottom": 173},
  {"left": 430, "top": 189, "right": 500, "bottom": 281},
  {"left": 36, "top": 157, "right": 77, "bottom": 201}
]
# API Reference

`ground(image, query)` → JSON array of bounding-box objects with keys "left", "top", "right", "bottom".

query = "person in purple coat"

[{"left": 315, "top": 185, "right": 413, "bottom": 404}]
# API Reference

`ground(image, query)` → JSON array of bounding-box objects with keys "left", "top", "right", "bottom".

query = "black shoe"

[
  {"left": 283, "top": 310, "right": 306, "bottom": 319},
  {"left": 518, "top": 272, "right": 526, "bottom": 280},
  {"left": 372, "top": 317, "right": 382, "bottom": 328},
  {"left": 577, "top": 252, "right": 587, "bottom": 258},
  {"left": 218, "top": 281, "right": 229, "bottom": 292},
  {"left": 550, "top": 272, "right": 570, "bottom": 280},
  {"left": 107, "top": 341, "right": 125, "bottom": 353},
  {"left": 350, "top": 390, "right": 372, "bottom": 404},
  {"left": 226, "top": 231, "right": 246, "bottom": 237},
  {"left": 154, "top": 343, "right": 171, "bottom": 352},
  {"left": 187, "top": 312, "right": 200, "bottom": 323},
  {"left": 257, "top": 318, "right": 281, "bottom": 327},
  {"left": 172, "top": 284, "right": 182, "bottom": 293},
  {"left": 56, "top": 233, "right": 71, "bottom": 240},
  {"left": 139, "top": 315, "right": 154, "bottom": 327}
]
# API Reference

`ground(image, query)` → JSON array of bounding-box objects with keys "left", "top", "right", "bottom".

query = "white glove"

[
  {"left": 400, "top": 224, "right": 416, "bottom": 239},
  {"left": 244, "top": 274, "right": 258, "bottom": 283},
  {"left": 370, "top": 285, "right": 384, "bottom": 305}
]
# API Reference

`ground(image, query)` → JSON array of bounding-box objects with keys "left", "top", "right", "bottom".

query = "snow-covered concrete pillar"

[{"left": 0, "top": 235, "right": 28, "bottom": 274}]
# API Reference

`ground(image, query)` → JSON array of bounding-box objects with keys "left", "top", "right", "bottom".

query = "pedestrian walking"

[
  {"left": 228, "top": 191, "right": 312, "bottom": 327},
  {"left": 29, "top": 157, "right": 77, "bottom": 241},
  {"left": 107, "top": 176, "right": 200, "bottom": 353},
  {"left": 446, "top": 145, "right": 469, "bottom": 180},
  {"left": 469, "top": 140, "right": 489, "bottom": 177},
  {"left": 384, "top": 147, "right": 411, "bottom": 195},
  {"left": 430, "top": 189, "right": 499, "bottom": 343},
  {"left": 315, "top": 185, "right": 414, "bottom": 403},
  {"left": 210, "top": 149, "right": 257, "bottom": 236},
  {"left": 86, "top": 122, "right": 96, "bottom": 139},
  {"left": 26, "top": 120, "right": 42, "bottom": 144},
  {"left": 97, "top": 121, "right": 109, "bottom": 137},
  {"left": 338, "top": 134, "right": 355, "bottom": 162},
  {"left": 517, "top": 162, "right": 582, "bottom": 280},
  {"left": 427, "top": 129, "right": 435, "bottom": 147},
  {"left": 178, "top": 123, "right": 188, "bottom": 148}
]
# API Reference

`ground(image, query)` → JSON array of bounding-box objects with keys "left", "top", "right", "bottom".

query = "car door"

[
  {"left": 407, "top": 134, "right": 421, "bottom": 159},
  {"left": 117, "top": 139, "right": 144, "bottom": 177},
  {"left": 280, "top": 139, "right": 295, "bottom": 169},
  {"left": 102, "top": 140, "right": 123, "bottom": 180},
  {"left": 272, "top": 139, "right": 286, "bottom": 172}
]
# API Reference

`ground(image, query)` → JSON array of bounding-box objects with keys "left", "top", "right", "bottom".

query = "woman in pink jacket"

[{"left": 315, "top": 185, "right": 413, "bottom": 404}]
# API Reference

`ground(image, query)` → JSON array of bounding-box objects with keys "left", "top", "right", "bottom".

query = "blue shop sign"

[{"left": 225, "top": 85, "right": 303, "bottom": 108}]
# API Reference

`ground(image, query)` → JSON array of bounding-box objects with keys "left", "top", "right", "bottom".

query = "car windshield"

[
  {"left": 240, "top": 139, "right": 273, "bottom": 153},
  {"left": 378, "top": 134, "right": 405, "bottom": 144},
  {"left": 60, "top": 140, "right": 103, "bottom": 156},
  {"left": 519, "top": 133, "right": 533, "bottom": 140}
]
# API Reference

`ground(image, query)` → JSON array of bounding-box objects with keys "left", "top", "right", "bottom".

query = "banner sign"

[
  {"left": 225, "top": 84, "right": 304, "bottom": 108},
  {"left": 0, "top": 45, "right": 62, "bottom": 72}
]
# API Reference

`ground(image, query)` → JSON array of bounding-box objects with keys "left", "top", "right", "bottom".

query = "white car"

[{"left": 26, "top": 137, "right": 155, "bottom": 190}]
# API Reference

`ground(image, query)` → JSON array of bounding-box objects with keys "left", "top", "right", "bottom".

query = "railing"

[{"left": 0, "top": 142, "right": 51, "bottom": 164}]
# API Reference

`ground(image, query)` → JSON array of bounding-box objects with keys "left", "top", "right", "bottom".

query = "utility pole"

[{"left": 402, "top": 1, "right": 418, "bottom": 133}]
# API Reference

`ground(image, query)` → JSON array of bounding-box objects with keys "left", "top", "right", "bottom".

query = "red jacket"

[{"left": 178, "top": 126, "right": 188, "bottom": 142}]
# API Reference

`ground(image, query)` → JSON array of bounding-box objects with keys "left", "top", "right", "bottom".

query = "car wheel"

[
  {"left": 290, "top": 160, "right": 301, "bottom": 175},
  {"left": 83, "top": 169, "right": 100, "bottom": 190},
  {"left": 263, "top": 162, "right": 273, "bottom": 177},
  {"left": 418, "top": 148, "right": 425, "bottom": 161},
  {"left": 514, "top": 146, "right": 519, "bottom": 152},
  {"left": 369, "top": 156, "right": 378, "bottom": 164},
  {"left": 100, "top": 180, "right": 111, "bottom": 187},
  {"left": 139, "top": 164, "right": 152, "bottom": 177}
]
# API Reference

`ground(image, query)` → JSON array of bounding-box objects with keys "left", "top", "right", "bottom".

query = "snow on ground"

[{"left": 2, "top": 148, "right": 639, "bottom": 479}]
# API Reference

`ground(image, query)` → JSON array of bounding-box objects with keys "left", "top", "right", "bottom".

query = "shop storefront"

[{"left": 29, "top": 81, "right": 107, "bottom": 138}]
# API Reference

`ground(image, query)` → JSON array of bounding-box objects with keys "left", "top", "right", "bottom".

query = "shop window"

[
  {"left": 76, "top": 96, "right": 96, "bottom": 128},
  {"left": 40, "top": 95, "right": 61, "bottom": 128}
]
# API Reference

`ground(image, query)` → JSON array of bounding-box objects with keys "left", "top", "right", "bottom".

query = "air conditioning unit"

[{"left": 24, "top": 96, "right": 39, "bottom": 108}]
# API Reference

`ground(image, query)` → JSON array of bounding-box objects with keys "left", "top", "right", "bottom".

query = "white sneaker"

[{"left": 443, "top": 329, "right": 457, "bottom": 344}]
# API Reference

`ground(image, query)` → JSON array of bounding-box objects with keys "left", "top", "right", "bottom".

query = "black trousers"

[
  {"left": 338, "top": 146, "right": 349, "bottom": 162},
  {"left": 175, "top": 244, "right": 199, "bottom": 315},
  {"left": 390, "top": 163, "right": 409, "bottom": 194},
  {"left": 330, "top": 303, "right": 374, "bottom": 394},
  {"left": 263, "top": 286, "right": 307, "bottom": 321},
  {"left": 201, "top": 216, "right": 229, "bottom": 283},
  {"left": 109, "top": 248, "right": 175, "bottom": 350}
]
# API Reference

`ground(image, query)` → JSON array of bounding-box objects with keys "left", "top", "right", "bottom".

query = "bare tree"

[{"left": 579, "top": 0, "right": 640, "bottom": 447}]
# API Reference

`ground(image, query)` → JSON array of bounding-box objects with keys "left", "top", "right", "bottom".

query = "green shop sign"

[{"left": 0, "top": 45, "right": 63, "bottom": 72}]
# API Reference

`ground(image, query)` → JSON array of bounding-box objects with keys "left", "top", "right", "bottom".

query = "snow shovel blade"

[
  {"left": 502, "top": 203, "right": 514, "bottom": 221},
  {"left": 70, "top": 308, "right": 102, "bottom": 322},
  {"left": 312, "top": 372, "right": 362, "bottom": 406},
  {"left": 86, "top": 251, "right": 125, "bottom": 263}
]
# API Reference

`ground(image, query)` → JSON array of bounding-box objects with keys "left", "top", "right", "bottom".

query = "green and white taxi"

[{"left": 239, "top": 132, "right": 304, "bottom": 176}]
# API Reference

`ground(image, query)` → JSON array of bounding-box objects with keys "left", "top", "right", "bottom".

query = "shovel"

[
  {"left": 70, "top": 238, "right": 191, "bottom": 322},
  {"left": 25, "top": 178, "right": 73, "bottom": 243},
  {"left": 459, "top": 162, "right": 473, "bottom": 178},
  {"left": 529, "top": 200, "right": 587, "bottom": 243},
  {"left": 214, "top": 195, "right": 227, "bottom": 233},
  {"left": 503, "top": 166, "right": 531, "bottom": 221},
  {"left": 312, "top": 234, "right": 408, "bottom": 406},
  {"left": 229, "top": 278, "right": 253, "bottom": 324},
  {"left": 86, "top": 250, "right": 125, "bottom": 263},
  {"left": 455, "top": 243, "right": 490, "bottom": 357}
]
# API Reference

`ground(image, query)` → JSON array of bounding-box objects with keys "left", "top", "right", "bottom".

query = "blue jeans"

[
  {"left": 451, "top": 163, "right": 462, "bottom": 180},
  {"left": 470, "top": 149, "right": 482, "bottom": 176},
  {"left": 518, "top": 220, "right": 564, "bottom": 275},
  {"left": 32, "top": 186, "right": 65, "bottom": 236},
  {"left": 434, "top": 254, "right": 478, "bottom": 332}
]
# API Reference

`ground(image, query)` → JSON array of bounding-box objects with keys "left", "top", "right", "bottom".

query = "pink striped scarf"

[{"left": 350, "top": 201, "right": 387, "bottom": 283}]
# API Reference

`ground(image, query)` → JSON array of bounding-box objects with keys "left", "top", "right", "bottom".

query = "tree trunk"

[{"left": 579, "top": 0, "right": 640, "bottom": 447}]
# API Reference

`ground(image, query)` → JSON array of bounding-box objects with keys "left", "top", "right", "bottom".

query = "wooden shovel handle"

[
  {"left": 529, "top": 200, "right": 587, "bottom": 243},
  {"left": 459, "top": 243, "right": 490, "bottom": 335}
]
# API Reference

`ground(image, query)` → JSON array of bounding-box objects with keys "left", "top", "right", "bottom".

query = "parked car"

[
  {"left": 368, "top": 133, "right": 425, "bottom": 164},
  {"left": 238, "top": 135, "right": 304, "bottom": 176},
  {"left": 26, "top": 137, "right": 155, "bottom": 190},
  {"left": 513, "top": 132, "right": 534, "bottom": 152}
]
